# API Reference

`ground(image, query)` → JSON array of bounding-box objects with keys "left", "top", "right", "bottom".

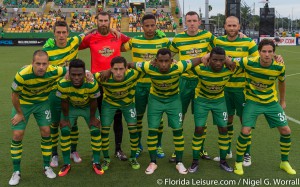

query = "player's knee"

[
  {"left": 13, "top": 131, "right": 24, "bottom": 141},
  {"left": 241, "top": 127, "right": 251, "bottom": 135},
  {"left": 194, "top": 127, "right": 204, "bottom": 135},
  {"left": 218, "top": 126, "right": 228, "bottom": 134},
  {"left": 279, "top": 126, "right": 291, "bottom": 135},
  {"left": 40, "top": 126, "right": 50, "bottom": 137}
]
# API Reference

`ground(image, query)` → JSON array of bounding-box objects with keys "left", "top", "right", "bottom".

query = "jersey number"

[
  {"left": 278, "top": 112, "right": 287, "bottom": 122},
  {"left": 130, "top": 109, "right": 136, "bottom": 118},
  {"left": 45, "top": 110, "right": 51, "bottom": 120},
  {"left": 223, "top": 112, "right": 228, "bottom": 121}
]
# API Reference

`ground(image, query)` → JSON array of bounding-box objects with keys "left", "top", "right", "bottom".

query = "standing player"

[
  {"left": 211, "top": 16, "right": 258, "bottom": 165},
  {"left": 231, "top": 39, "right": 296, "bottom": 175},
  {"left": 94, "top": 56, "right": 141, "bottom": 170},
  {"left": 56, "top": 59, "right": 103, "bottom": 177},
  {"left": 128, "top": 48, "right": 204, "bottom": 175},
  {"left": 123, "top": 14, "right": 171, "bottom": 158},
  {"left": 9, "top": 50, "right": 66, "bottom": 185},
  {"left": 79, "top": 11, "right": 131, "bottom": 161},
  {"left": 187, "top": 47, "right": 235, "bottom": 173},
  {"left": 169, "top": 11, "right": 214, "bottom": 161},
  {"left": 43, "top": 20, "right": 86, "bottom": 167}
]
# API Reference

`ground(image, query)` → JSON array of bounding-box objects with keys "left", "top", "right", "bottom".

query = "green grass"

[{"left": 0, "top": 46, "right": 299, "bottom": 186}]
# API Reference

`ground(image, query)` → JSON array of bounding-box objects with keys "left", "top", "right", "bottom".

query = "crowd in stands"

[
  {"left": 129, "top": 10, "right": 175, "bottom": 32},
  {"left": 146, "top": 0, "right": 169, "bottom": 8},
  {"left": 54, "top": 0, "right": 94, "bottom": 8},
  {"left": 69, "top": 10, "right": 95, "bottom": 32},
  {"left": 0, "top": 6, "right": 9, "bottom": 28},
  {"left": 3, "top": 0, "right": 45, "bottom": 8},
  {"left": 106, "top": 0, "right": 129, "bottom": 8},
  {"left": 6, "top": 12, "right": 65, "bottom": 32}
]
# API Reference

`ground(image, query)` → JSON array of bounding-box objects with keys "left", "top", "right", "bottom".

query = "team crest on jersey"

[
  {"left": 233, "top": 58, "right": 241, "bottom": 62},
  {"left": 156, "top": 44, "right": 162, "bottom": 49},
  {"left": 137, "top": 62, "right": 143, "bottom": 68},
  {"left": 157, "top": 82, "right": 172, "bottom": 88},
  {"left": 112, "top": 90, "right": 128, "bottom": 97},
  {"left": 99, "top": 47, "right": 115, "bottom": 57},
  {"left": 187, "top": 48, "right": 202, "bottom": 57},
  {"left": 142, "top": 53, "right": 155, "bottom": 61},
  {"left": 56, "top": 91, "right": 62, "bottom": 97},
  {"left": 94, "top": 92, "right": 101, "bottom": 98},
  {"left": 185, "top": 59, "right": 192, "bottom": 64},
  {"left": 269, "top": 77, "right": 276, "bottom": 80},
  {"left": 236, "top": 48, "right": 243, "bottom": 51}
]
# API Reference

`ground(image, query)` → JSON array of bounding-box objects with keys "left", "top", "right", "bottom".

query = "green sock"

[
  {"left": 11, "top": 140, "right": 22, "bottom": 172},
  {"left": 60, "top": 126, "right": 71, "bottom": 164},
  {"left": 192, "top": 132, "right": 203, "bottom": 160},
  {"left": 90, "top": 126, "right": 101, "bottom": 163},
  {"left": 280, "top": 134, "right": 291, "bottom": 161},
  {"left": 236, "top": 132, "right": 251, "bottom": 162},
  {"left": 41, "top": 136, "right": 52, "bottom": 167}
]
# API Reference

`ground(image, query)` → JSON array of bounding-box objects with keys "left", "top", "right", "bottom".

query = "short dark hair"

[
  {"left": 111, "top": 56, "right": 127, "bottom": 67},
  {"left": 69, "top": 59, "right": 85, "bottom": 72},
  {"left": 142, "top": 14, "right": 156, "bottom": 24},
  {"left": 258, "top": 39, "right": 275, "bottom": 52},
  {"left": 185, "top": 11, "right": 200, "bottom": 20},
  {"left": 96, "top": 11, "right": 111, "bottom": 20},
  {"left": 156, "top": 48, "right": 172, "bottom": 58},
  {"left": 53, "top": 21, "right": 69, "bottom": 32},
  {"left": 210, "top": 47, "right": 226, "bottom": 58},
  {"left": 33, "top": 50, "right": 48, "bottom": 61}
]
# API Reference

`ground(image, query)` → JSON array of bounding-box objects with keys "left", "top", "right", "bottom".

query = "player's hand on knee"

[
  {"left": 60, "top": 119, "right": 71, "bottom": 128},
  {"left": 11, "top": 113, "right": 25, "bottom": 126}
]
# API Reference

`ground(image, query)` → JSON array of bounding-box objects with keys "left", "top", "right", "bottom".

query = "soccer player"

[
  {"left": 211, "top": 16, "right": 259, "bottom": 165},
  {"left": 43, "top": 20, "right": 86, "bottom": 167},
  {"left": 169, "top": 11, "right": 214, "bottom": 161},
  {"left": 123, "top": 14, "right": 171, "bottom": 158},
  {"left": 94, "top": 56, "right": 141, "bottom": 171},
  {"left": 56, "top": 59, "right": 103, "bottom": 176},
  {"left": 79, "top": 11, "right": 131, "bottom": 161},
  {"left": 128, "top": 48, "right": 203, "bottom": 175},
  {"left": 231, "top": 39, "right": 296, "bottom": 175},
  {"left": 187, "top": 47, "right": 236, "bottom": 173},
  {"left": 9, "top": 50, "right": 66, "bottom": 185}
]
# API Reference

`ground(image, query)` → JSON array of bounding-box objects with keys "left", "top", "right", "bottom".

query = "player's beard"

[{"left": 98, "top": 25, "right": 110, "bottom": 35}]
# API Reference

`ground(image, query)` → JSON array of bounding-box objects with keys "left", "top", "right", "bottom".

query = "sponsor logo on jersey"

[
  {"left": 250, "top": 81, "right": 268, "bottom": 90},
  {"left": 142, "top": 53, "right": 155, "bottom": 61},
  {"left": 99, "top": 47, "right": 114, "bottom": 57},
  {"left": 186, "top": 48, "right": 202, "bottom": 57}
]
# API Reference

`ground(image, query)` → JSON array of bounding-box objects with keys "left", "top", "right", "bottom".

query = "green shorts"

[
  {"left": 147, "top": 94, "right": 182, "bottom": 129},
  {"left": 61, "top": 104, "right": 100, "bottom": 127},
  {"left": 135, "top": 84, "right": 150, "bottom": 115},
  {"left": 11, "top": 101, "right": 51, "bottom": 130},
  {"left": 49, "top": 90, "right": 61, "bottom": 124},
  {"left": 101, "top": 100, "right": 136, "bottom": 127},
  {"left": 225, "top": 90, "right": 245, "bottom": 117},
  {"left": 242, "top": 100, "right": 288, "bottom": 128},
  {"left": 180, "top": 77, "right": 198, "bottom": 115},
  {"left": 194, "top": 97, "right": 228, "bottom": 127}
]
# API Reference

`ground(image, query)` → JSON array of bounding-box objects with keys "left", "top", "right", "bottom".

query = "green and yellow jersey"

[
  {"left": 124, "top": 35, "right": 171, "bottom": 86},
  {"left": 56, "top": 78, "right": 100, "bottom": 107},
  {"left": 11, "top": 65, "right": 67, "bottom": 105},
  {"left": 233, "top": 56, "right": 285, "bottom": 104},
  {"left": 188, "top": 64, "right": 236, "bottom": 101},
  {"left": 212, "top": 35, "right": 258, "bottom": 92},
  {"left": 135, "top": 60, "right": 193, "bottom": 100},
  {"left": 43, "top": 34, "right": 85, "bottom": 67},
  {"left": 170, "top": 30, "right": 214, "bottom": 79},
  {"left": 95, "top": 69, "right": 142, "bottom": 106}
]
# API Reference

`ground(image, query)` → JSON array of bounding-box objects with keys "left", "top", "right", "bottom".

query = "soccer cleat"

[
  {"left": 169, "top": 152, "right": 176, "bottom": 163},
  {"left": 280, "top": 161, "right": 296, "bottom": 175},
  {"left": 129, "top": 158, "right": 140, "bottom": 169},
  {"left": 135, "top": 147, "right": 143, "bottom": 158},
  {"left": 200, "top": 150, "right": 211, "bottom": 160},
  {"left": 50, "top": 155, "right": 59, "bottom": 167},
  {"left": 156, "top": 146, "right": 165, "bottom": 158},
  {"left": 115, "top": 150, "right": 128, "bottom": 161},
  {"left": 58, "top": 164, "right": 71, "bottom": 177},
  {"left": 71, "top": 152, "right": 82, "bottom": 163},
  {"left": 176, "top": 162, "right": 188, "bottom": 174},
  {"left": 234, "top": 162, "right": 244, "bottom": 175},
  {"left": 213, "top": 151, "right": 232, "bottom": 162},
  {"left": 9, "top": 171, "right": 21, "bottom": 186},
  {"left": 220, "top": 160, "right": 233, "bottom": 172},
  {"left": 145, "top": 162, "right": 157, "bottom": 174},
  {"left": 102, "top": 158, "right": 111, "bottom": 171},
  {"left": 93, "top": 163, "right": 104, "bottom": 175},
  {"left": 243, "top": 153, "right": 252, "bottom": 167},
  {"left": 188, "top": 160, "right": 199, "bottom": 173},
  {"left": 44, "top": 166, "right": 56, "bottom": 179}
]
